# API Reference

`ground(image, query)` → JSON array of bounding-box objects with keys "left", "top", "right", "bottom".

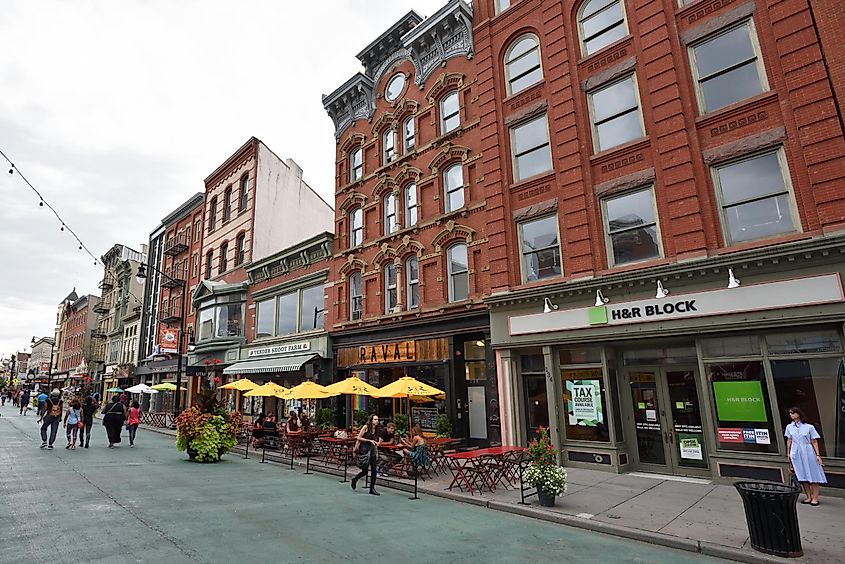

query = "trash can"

[{"left": 734, "top": 481, "right": 803, "bottom": 558}]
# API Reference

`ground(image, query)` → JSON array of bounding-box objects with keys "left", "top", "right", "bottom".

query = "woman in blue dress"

[{"left": 784, "top": 407, "right": 826, "bottom": 506}]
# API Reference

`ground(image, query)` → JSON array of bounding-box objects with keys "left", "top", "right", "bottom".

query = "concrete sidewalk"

[{"left": 140, "top": 424, "right": 843, "bottom": 563}]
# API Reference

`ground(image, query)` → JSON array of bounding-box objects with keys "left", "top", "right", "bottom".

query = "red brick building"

[
  {"left": 476, "top": 0, "right": 845, "bottom": 484},
  {"left": 323, "top": 1, "right": 499, "bottom": 442},
  {"left": 58, "top": 294, "right": 100, "bottom": 377}
]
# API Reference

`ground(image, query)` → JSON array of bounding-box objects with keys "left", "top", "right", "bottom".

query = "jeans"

[
  {"left": 128, "top": 424, "right": 138, "bottom": 445},
  {"left": 79, "top": 421, "right": 93, "bottom": 445},
  {"left": 66, "top": 424, "right": 79, "bottom": 443},
  {"left": 40, "top": 416, "right": 60, "bottom": 445}
]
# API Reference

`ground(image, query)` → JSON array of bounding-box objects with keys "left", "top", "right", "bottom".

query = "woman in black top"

[
  {"left": 102, "top": 395, "right": 127, "bottom": 448},
  {"left": 351, "top": 414, "right": 381, "bottom": 495},
  {"left": 80, "top": 396, "right": 98, "bottom": 448}
]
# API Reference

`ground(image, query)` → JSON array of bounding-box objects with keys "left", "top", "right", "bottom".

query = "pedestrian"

[
  {"left": 12, "top": 389, "right": 19, "bottom": 407},
  {"left": 20, "top": 389, "right": 31, "bottom": 415},
  {"left": 127, "top": 400, "right": 141, "bottom": 448},
  {"left": 785, "top": 407, "right": 827, "bottom": 506},
  {"left": 102, "top": 395, "right": 127, "bottom": 448},
  {"left": 1, "top": 387, "right": 7, "bottom": 406},
  {"left": 39, "top": 390, "right": 63, "bottom": 449},
  {"left": 351, "top": 413, "right": 381, "bottom": 496},
  {"left": 36, "top": 390, "right": 48, "bottom": 421},
  {"left": 80, "top": 396, "right": 97, "bottom": 448},
  {"left": 64, "top": 399, "right": 82, "bottom": 449}
]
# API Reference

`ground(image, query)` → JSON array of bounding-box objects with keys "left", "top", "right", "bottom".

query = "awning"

[{"left": 223, "top": 354, "right": 318, "bottom": 375}]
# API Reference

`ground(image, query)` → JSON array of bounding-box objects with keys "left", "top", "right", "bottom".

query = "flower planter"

[
  {"left": 537, "top": 487, "right": 556, "bottom": 507},
  {"left": 186, "top": 446, "right": 225, "bottom": 463}
]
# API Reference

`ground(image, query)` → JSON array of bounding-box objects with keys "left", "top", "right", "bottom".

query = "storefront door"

[
  {"left": 627, "top": 367, "right": 709, "bottom": 476},
  {"left": 467, "top": 385, "right": 487, "bottom": 440}
]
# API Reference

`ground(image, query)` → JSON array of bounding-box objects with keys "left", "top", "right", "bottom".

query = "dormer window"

[{"left": 385, "top": 74, "right": 406, "bottom": 102}]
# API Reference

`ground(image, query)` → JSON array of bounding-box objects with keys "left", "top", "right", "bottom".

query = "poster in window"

[{"left": 565, "top": 378, "right": 604, "bottom": 427}]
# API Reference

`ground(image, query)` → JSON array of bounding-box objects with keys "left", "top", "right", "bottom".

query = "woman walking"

[
  {"left": 351, "top": 414, "right": 380, "bottom": 496},
  {"left": 102, "top": 395, "right": 127, "bottom": 448},
  {"left": 127, "top": 400, "right": 141, "bottom": 447},
  {"left": 785, "top": 407, "right": 827, "bottom": 506},
  {"left": 80, "top": 396, "right": 97, "bottom": 448},
  {"left": 64, "top": 399, "right": 82, "bottom": 449}
]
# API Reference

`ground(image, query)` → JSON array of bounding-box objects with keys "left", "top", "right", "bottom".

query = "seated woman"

[
  {"left": 252, "top": 413, "right": 266, "bottom": 447},
  {"left": 298, "top": 410, "right": 311, "bottom": 432},
  {"left": 286, "top": 411, "right": 300, "bottom": 434},
  {"left": 401, "top": 425, "right": 430, "bottom": 471}
]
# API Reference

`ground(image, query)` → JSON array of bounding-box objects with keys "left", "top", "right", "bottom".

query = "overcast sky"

[{"left": 0, "top": 0, "right": 447, "bottom": 359}]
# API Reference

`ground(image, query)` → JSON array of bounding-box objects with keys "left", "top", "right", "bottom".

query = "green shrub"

[
  {"left": 353, "top": 409, "right": 369, "bottom": 428},
  {"left": 435, "top": 414, "right": 453, "bottom": 438},
  {"left": 393, "top": 413, "right": 409, "bottom": 437},
  {"left": 315, "top": 408, "right": 335, "bottom": 429}
]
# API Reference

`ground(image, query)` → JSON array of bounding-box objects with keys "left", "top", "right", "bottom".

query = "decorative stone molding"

[
  {"left": 395, "top": 165, "right": 423, "bottom": 187},
  {"left": 339, "top": 192, "right": 367, "bottom": 213},
  {"left": 512, "top": 198, "right": 558, "bottom": 222},
  {"left": 426, "top": 72, "right": 466, "bottom": 104},
  {"left": 393, "top": 99, "right": 420, "bottom": 121},
  {"left": 594, "top": 167, "right": 656, "bottom": 198},
  {"left": 503, "top": 99, "right": 548, "bottom": 127},
  {"left": 581, "top": 57, "right": 637, "bottom": 92},
  {"left": 702, "top": 127, "right": 786, "bottom": 165},
  {"left": 432, "top": 220, "right": 476, "bottom": 251},
  {"left": 340, "top": 133, "right": 366, "bottom": 156},
  {"left": 370, "top": 111, "right": 397, "bottom": 137},
  {"left": 428, "top": 142, "right": 470, "bottom": 173},
  {"left": 404, "top": 0, "right": 474, "bottom": 88},
  {"left": 396, "top": 234, "right": 425, "bottom": 257},
  {"left": 680, "top": 1, "right": 756, "bottom": 45},
  {"left": 322, "top": 73, "right": 376, "bottom": 140},
  {"left": 338, "top": 255, "right": 368, "bottom": 277},
  {"left": 372, "top": 174, "right": 398, "bottom": 199}
]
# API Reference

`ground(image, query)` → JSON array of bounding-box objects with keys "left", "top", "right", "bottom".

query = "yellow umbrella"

[
  {"left": 244, "top": 382, "right": 289, "bottom": 398},
  {"left": 279, "top": 381, "right": 338, "bottom": 400},
  {"left": 220, "top": 378, "right": 258, "bottom": 391},
  {"left": 324, "top": 376, "right": 380, "bottom": 397},
  {"left": 375, "top": 377, "right": 445, "bottom": 432}
]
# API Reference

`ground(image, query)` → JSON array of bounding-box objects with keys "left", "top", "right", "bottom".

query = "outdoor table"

[
  {"left": 445, "top": 446, "right": 527, "bottom": 495},
  {"left": 377, "top": 443, "right": 405, "bottom": 477},
  {"left": 427, "top": 438, "right": 460, "bottom": 474},
  {"left": 319, "top": 437, "right": 355, "bottom": 468}
]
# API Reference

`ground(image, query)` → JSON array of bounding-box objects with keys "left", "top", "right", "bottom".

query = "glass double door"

[{"left": 627, "top": 367, "right": 709, "bottom": 476}]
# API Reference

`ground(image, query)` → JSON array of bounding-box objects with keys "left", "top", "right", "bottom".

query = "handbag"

[
  {"left": 357, "top": 450, "right": 371, "bottom": 469},
  {"left": 77, "top": 421, "right": 84, "bottom": 429}
]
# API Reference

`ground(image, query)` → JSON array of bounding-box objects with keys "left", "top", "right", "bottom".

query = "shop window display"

[
  {"left": 561, "top": 367, "right": 610, "bottom": 442},
  {"left": 707, "top": 361, "right": 777, "bottom": 453}
]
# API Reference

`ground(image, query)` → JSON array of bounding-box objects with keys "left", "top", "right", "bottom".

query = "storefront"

[
  {"left": 332, "top": 314, "right": 500, "bottom": 445},
  {"left": 489, "top": 241, "right": 845, "bottom": 487}
]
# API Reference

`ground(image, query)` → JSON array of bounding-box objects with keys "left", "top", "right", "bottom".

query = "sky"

[{"left": 0, "top": 0, "right": 447, "bottom": 360}]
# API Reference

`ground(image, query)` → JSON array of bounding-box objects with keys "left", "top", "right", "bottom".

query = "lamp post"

[
  {"left": 135, "top": 262, "right": 186, "bottom": 416},
  {"left": 31, "top": 336, "right": 55, "bottom": 393}
]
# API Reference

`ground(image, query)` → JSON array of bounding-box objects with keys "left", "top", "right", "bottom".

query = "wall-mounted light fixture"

[
  {"left": 655, "top": 280, "right": 669, "bottom": 299},
  {"left": 727, "top": 269, "right": 741, "bottom": 289},
  {"left": 595, "top": 289, "right": 609, "bottom": 307},
  {"left": 543, "top": 297, "right": 559, "bottom": 313}
]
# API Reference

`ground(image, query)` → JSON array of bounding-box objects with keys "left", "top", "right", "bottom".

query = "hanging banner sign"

[{"left": 157, "top": 325, "right": 179, "bottom": 354}]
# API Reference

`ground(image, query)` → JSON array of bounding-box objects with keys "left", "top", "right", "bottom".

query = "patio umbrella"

[
  {"left": 243, "top": 382, "right": 289, "bottom": 398},
  {"left": 375, "top": 377, "right": 446, "bottom": 433},
  {"left": 126, "top": 383, "right": 156, "bottom": 394},
  {"left": 324, "top": 376, "right": 380, "bottom": 397},
  {"left": 106, "top": 387, "right": 124, "bottom": 393},
  {"left": 220, "top": 378, "right": 258, "bottom": 391},
  {"left": 150, "top": 382, "right": 187, "bottom": 391},
  {"left": 279, "top": 381, "right": 338, "bottom": 400}
]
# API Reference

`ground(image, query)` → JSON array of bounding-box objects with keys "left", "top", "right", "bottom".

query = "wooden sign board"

[{"left": 358, "top": 341, "right": 416, "bottom": 365}]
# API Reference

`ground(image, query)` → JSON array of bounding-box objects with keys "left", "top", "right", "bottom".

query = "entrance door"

[
  {"left": 628, "top": 367, "right": 708, "bottom": 476},
  {"left": 467, "top": 385, "right": 487, "bottom": 440}
]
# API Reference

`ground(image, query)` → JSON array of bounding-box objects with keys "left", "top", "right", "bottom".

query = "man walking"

[
  {"left": 36, "top": 390, "right": 48, "bottom": 421},
  {"left": 19, "top": 389, "right": 31, "bottom": 415},
  {"left": 40, "top": 390, "right": 63, "bottom": 449}
]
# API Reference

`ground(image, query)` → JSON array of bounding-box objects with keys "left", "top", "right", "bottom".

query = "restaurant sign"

[
  {"left": 510, "top": 274, "right": 843, "bottom": 336},
  {"left": 359, "top": 341, "right": 416, "bottom": 364},
  {"left": 248, "top": 341, "right": 311, "bottom": 358}
]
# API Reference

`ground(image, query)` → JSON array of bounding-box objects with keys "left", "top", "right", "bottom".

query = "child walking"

[
  {"left": 127, "top": 400, "right": 141, "bottom": 447},
  {"left": 64, "top": 399, "right": 82, "bottom": 449}
]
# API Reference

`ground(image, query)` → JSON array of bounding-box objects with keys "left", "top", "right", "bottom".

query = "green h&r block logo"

[{"left": 588, "top": 306, "right": 608, "bottom": 325}]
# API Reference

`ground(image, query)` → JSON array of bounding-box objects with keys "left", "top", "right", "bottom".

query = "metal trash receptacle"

[{"left": 734, "top": 481, "right": 803, "bottom": 558}]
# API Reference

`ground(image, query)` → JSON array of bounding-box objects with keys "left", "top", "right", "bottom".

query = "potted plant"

[
  {"left": 435, "top": 414, "right": 453, "bottom": 438},
  {"left": 315, "top": 408, "right": 336, "bottom": 430},
  {"left": 353, "top": 409, "right": 369, "bottom": 429},
  {"left": 176, "top": 388, "right": 242, "bottom": 463},
  {"left": 393, "top": 413, "right": 409, "bottom": 437},
  {"left": 523, "top": 426, "right": 567, "bottom": 507}
]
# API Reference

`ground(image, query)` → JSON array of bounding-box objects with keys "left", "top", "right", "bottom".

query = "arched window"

[
  {"left": 383, "top": 129, "right": 395, "bottom": 165},
  {"left": 223, "top": 186, "right": 233, "bottom": 222},
  {"left": 239, "top": 175, "right": 249, "bottom": 211},
  {"left": 440, "top": 91, "right": 460, "bottom": 134},
  {"left": 447, "top": 243, "right": 469, "bottom": 302},
  {"left": 403, "top": 117, "right": 415, "bottom": 152},
  {"left": 235, "top": 233, "right": 246, "bottom": 266},
  {"left": 384, "top": 262, "right": 397, "bottom": 313},
  {"left": 205, "top": 250, "right": 214, "bottom": 279},
  {"left": 384, "top": 193, "right": 398, "bottom": 235},
  {"left": 443, "top": 164, "right": 465, "bottom": 212},
  {"left": 349, "top": 272, "right": 363, "bottom": 320},
  {"left": 350, "top": 147, "right": 363, "bottom": 182},
  {"left": 578, "top": 0, "right": 627, "bottom": 56},
  {"left": 349, "top": 207, "right": 363, "bottom": 247},
  {"left": 505, "top": 34, "right": 542, "bottom": 95},
  {"left": 219, "top": 242, "right": 228, "bottom": 274},
  {"left": 404, "top": 183, "right": 418, "bottom": 228},
  {"left": 208, "top": 197, "right": 218, "bottom": 233},
  {"left": 405, "top": 256, "right": 419, "bottom": 309}
]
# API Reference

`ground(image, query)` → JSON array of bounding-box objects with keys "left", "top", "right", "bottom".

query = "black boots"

[
  {"left": 351, "top": 477, "right": 357, "bottom": 490},
  {"left": 369, "top": 489, "right": 380, "bottom": 496}
]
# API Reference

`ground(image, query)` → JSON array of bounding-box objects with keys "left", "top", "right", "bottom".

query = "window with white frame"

[
  {"left": 447, "top": 243, "right": 469, "bottom": 302},
  {"left": 350, "top": 207, "right": 363, "bottom": 247},
  {"left": 383, "top": 129, "right": 395, "bottom": 165},
  {"left": 712, "top": 150, "right": 797, "bottom": 244},
  {"left": 349, "top": 272, "right": 363, "bottom": 320},
  {"left": 205, "top": 251, "right": 213, "bottom": 279},
  {"left": 603, "top": 187, "right": 662, "bottom": 266},
  {"left": 384, "top": 193, "right": 398, "bottom": 235},
  {"left": 403, "top": 117, "right": 415, "bottom": 153},
  {"left": 519, "top": 215, "right": 561, "bottom": 282},
  {"left": 406, "top": 256, "right": 419, "bottom": 309},
  {"left": 223, "top": 187, "right": 232, "bottom": 222},
  {"left": 255, "top": 299, "right": 274, "bottom": 338},
  {"left": 495, "top": 0, "right": 511, "bottom": 14},
  {"left": 240, "top": 175, "right": 249, "bottom": 211},
  {"left": 276, "top": 292, "right": 297, "bottom": 336},
  {"left": 579, "top": 0, "right": 627, "bottom": 56},
  {"left": 690, "top": 22, "right": 767, "bottom": 113},
  {"left": 404, "top": 183, "right": 418, "bottom": 227},
  {"left": 254, "top": 284, "right": 325, "bottom": 339},
  {"left": 350, "top": 147, "right": 363, "bottom": 182},
  {"left": 299, "top": 284, "right": 325, "bottom": 331},
  {"left": 505, "top": 35, "right": 542, "bottom": 95},
  {"left": 208, "top": 198, "right": 217, "bottom": 232},
  {"left": 384, "top": 263, "right": 397, "bottom": 313},
  {"left": 511, "top": 114, "right": 552, "bottom": 181},
  {"left": 588, "top": 75, "right": 643, "bottom": 152},
  {"left": 443, "top": 164, "right": 465, "bottom": 212},
  {"left": 440, "top": 91, "right": 460, "bottom": 134}
]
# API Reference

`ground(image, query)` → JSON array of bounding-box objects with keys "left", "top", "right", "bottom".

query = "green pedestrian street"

[{"left": 0, "top": 407, "right": 730, "bottom": 564}]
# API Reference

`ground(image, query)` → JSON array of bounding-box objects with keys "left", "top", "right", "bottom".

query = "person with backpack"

[
  {"left": 20, "top": 389, "right": 31, "bottom": 415},
  {"left": 64, "top": 399, "right": 83, "bottom": 449},
  {"left": 40, "top": 390, "right": 63, "bottom": 449},
  {"left": 127, "top": 400, "right": 141, "bottom": 448}
]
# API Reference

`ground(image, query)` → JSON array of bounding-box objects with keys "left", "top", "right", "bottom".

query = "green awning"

[{"left": 222, "top": 354, "right": 318, "bottom": 375}]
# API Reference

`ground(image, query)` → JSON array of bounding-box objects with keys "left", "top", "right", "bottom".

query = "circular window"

[{"left": 385, "top": 73, "right": 406, "bottom": 102}]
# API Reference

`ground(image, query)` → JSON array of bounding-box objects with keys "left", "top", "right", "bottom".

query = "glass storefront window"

[
  {"left": 559, "top": 347, "right": 601, "bottom": 365},
  {"left": 464, "top": 340, "right": 486, "bottom": 382},
  {"left": 522, "top": 354, "right": 549, "bottom": 440},
  {"left": 701, "top": 335, "right": 761, "bottom": 358},
  {"left": 561, "top": 367, "right": 610, "bottom": 442},
  {"left": 708, "top": 361, "right": 777, "bottom": 453},
  {"left": 766, "top": 330, "right": 842, "bottom": 356}
]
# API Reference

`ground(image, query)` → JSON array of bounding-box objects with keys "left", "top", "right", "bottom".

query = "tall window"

[
  {"left": 208, "top": 198, "right": 218, "bottom": 232},
  {"left": 255, "top": 299, "right": 274, "bottom": 338},
  {"left": 277, "top": 292, "right": 297, "bottom": 335},
  {"left": 256, "top": 284, "right": 325, "bottom": 338},
  {"left": 349, "top": 272, "right": 363, "bottom": 320},
  {"left": 403, "top": 117, "right": 415, "bottom": 153},
  {"left": 195, "top": 219, "right": 202, "bottom": 241},
  {"left": 603, "top": 187, "right": 661, "bottom": 266},
  {"left": 440, "top": 91, "right": 460, "bottom": 134},
  {"left": 349, "top": 207, "right": 363, "bottom": 247},
  {"left": 505, "top": 35, "right": 542, "bottom": 95},
  {"left": 205, "top": 251, "right": 214, "bottom": 279},
  {"left": 384, "top": 193, "right": 398, "bottom": 235},
  {"left": 223, "top": 187, "right": 232, "bottom": 222},
  {"left": 350, "top": 147, "right": 363, "bottom": 182},
  {"left": 579, "top": 0, "right": 627, "bottom": 56},
  {"left": 240, "top": 175, "right": 249, "bottom": 211},
  {"left": 404, "top": 183, "right": 418, "bottom": 228},
  {"left": 299, "top": 284, "right": 325, "bottom": 331},
  {"left": 495, "top": 0, "right": 511, "bottom": 14},
  {"left": 447, "top": 243, "right": 469, "bottom": 303},
  {"left": 219, "top": 243, "right": 228, "bottom": 274},
  {"left": 406, "top": 256, "right": 419, "bottom": 309},
  {"left": 690, "top": 22, "right": 767, "bottom": 113},
  {"left": 519, "top": 215, "right": 562, "bottom": 282},
  {"left": 192, "top": 253, "right": 199, "bottom": 277},
  {"left": 235, "top": 233, "right": 246, "bottom": 266},
  {"left": 383, "top": 129, "right": 395, "bottom": 165},
  {"left": 588, "top": 75, "right": 643, "bottom": 152},
  {"left": 443, "top": 164, "right": 465, "bottom": 212},
  {"left": 712, "top": 150, "right": 796, "bottom": 244},
  {"left": 384, "top": 263, "right": 397, "bottom": 313},
  {"left": 511, "top": 115, "right": 552, "bottom": 181}
]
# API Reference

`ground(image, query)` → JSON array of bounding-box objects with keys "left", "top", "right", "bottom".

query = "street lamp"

[
  {"left": 136, "top": 262, "right": 187, "bottom": 416},
  {"left": 31, "top": 335, "right": 55, "bottom": 393}
]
